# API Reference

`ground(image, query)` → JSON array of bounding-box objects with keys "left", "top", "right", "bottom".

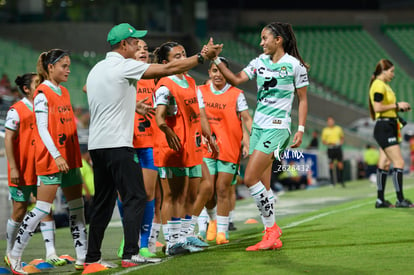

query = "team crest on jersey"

[{"left": 279, "top": 66, "right": 288, "bottom": 78}]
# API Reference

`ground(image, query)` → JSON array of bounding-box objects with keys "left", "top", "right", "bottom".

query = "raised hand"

[
  {"left": 136, "top": 97, "right": 156, "bottom": 119},
  {"left": 202, "top": 37, "right": 223, "bottom": 60}
]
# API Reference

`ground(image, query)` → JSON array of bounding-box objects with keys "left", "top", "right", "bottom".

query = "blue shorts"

[{"left": 136, "top": 148, "right": 157, "bottom": 171}]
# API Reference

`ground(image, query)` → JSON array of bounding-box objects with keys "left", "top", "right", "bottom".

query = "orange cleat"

[
  {"left": 216, "top": 232, "right": 229, "bottom": 245},
  {"left": 206, "top": 220, "right": 217, "bottom": 241},
  {"left": 257, "top": 223, "right": 283, "bottom": 250},
  {"left": 245, "top": 223, "right": 283, "bottom": 251}
]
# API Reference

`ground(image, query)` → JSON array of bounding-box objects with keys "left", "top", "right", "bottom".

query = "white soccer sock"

[
  {"left": 162, "top": 223, "right": 169, "bottom": 245},
  {"left": 197, "top": 208, "right": 209, "bottom": 233},
  {"left": 149, "top": 222, "right": 161, "bottom": 242},
  {"left": 249, "top": 182, "right": 274, "bottom": 228},
  {"left": 217, "top": 215, "right": 229, "bottom": 234},
  {"left": 11, "top": 201, "right": 51, "bottom": 258},
  {"left": 6, "top": 219, "right": 20, "bottom": 253},
  {"left": 229, "top": 210, "right": 235, "bottom": 223},
  {"left": 148, "top": 222, "right": 161, "bottom": 253},
  {"left": 67, "top": 198, "right": 87, "bottom": 262},
  {"left": 167, "top": 220, "right": 181, "bottom": 247},
  {"left": 40, "top": 220, "right": 57, "bottom": 258},
  {"left": 180, "top": 217, "right": 191, "bottom": 240},
  {"left": 188, "top": 215, "right": 198, "bottom": 236},
  {"left": 263, "top": 188, "right": 276, "bottom": 227},
  {"left": 206, "top": 206, "right": 217, "bottom": 221}
]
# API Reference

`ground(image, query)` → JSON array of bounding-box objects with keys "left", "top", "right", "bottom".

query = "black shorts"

[
  {"left": 327, "top": 146, "right": 343, "bottom": 162},
  {"left": 374, "top": 119, "right": 399, "bottom": 149}
]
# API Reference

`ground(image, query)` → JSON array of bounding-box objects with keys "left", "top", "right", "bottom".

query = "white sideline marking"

[
  {"left": 283, "top": 201, "right": 372, "bottom": 229},
  {"left": 111, "top": 257, "right": 173, "bottom": 275}
]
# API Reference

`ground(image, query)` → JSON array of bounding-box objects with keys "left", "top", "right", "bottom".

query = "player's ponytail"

[
  {"left": 36, "top": 52, "right": 49, "bottom": 85},
  {"left": 36, "top": 49, "right": 69, "bottom": 85},
  {"left": 153, "top": 41, "right": 180, "bottom": 64},
  {"left": 266, "top": 22, "right": 309, "bottom": 71}
]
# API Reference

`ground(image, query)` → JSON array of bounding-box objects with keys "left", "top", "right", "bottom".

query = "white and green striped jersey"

[{"left": 243, "top": 53, "right": 308, "bottom": 129}]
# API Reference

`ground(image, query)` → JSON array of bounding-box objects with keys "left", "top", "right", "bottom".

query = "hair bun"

[{"left": 14, "top": 75, "right": 23, "bottom": 86}]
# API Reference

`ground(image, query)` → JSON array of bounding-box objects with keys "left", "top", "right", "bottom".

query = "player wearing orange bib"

[
  {"left": 4, "top": 73, "right": 67, "bottom": 269},
  {"left": 153, "top": 42, "right": 217, "bottom": 255},
  {"left": 199, "top": 58, "right": 252, "bottom": 244},
  {"left": 7, "top": 49, "right": 87, "bottom": 275},
  {"left": 117, "top": 39, "right": 160, "bottom": 259}
]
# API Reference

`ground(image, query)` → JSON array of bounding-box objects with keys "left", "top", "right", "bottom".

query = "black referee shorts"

[
  {"left": 374, "top": 118, "right": 399, "bottom": 149},
  {"left": 327, "top": 146, "right": 343, "bottom": 162}
]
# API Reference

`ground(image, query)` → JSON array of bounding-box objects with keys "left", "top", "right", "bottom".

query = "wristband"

[
  {"left": 396, "top": 102, "right": 399, "bottom": 111},
  {"left": 197, "top": 53, "right": 204, "bottom": 64},
  {"left": 298, "top": 125, "right": 305, "bottom": 133},
  {"left": 214, "top": 57, "right": 222, "bottom": 66}
]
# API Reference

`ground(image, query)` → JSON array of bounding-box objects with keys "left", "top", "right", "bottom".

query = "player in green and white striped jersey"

[{"left": 210, "top": 22, "right": 309, "bottom": 251}]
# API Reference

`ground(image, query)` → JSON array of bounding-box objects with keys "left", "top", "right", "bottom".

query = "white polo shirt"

[{"left": 87, "top": 52, "right": 150, "bottom": 150}]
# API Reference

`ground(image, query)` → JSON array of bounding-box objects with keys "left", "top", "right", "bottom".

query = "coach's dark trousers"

[{"left": 86, "top": 147, "right": 146, "bottom": 261}]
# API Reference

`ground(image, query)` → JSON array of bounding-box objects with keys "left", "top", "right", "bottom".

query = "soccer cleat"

[
  {"left": 7, "top": 253, "right": 28, "bottom": 275},
  {"left": 74, "top": 258, "right": 85, "bottom": 270},
  {"left": 257, "top": 223, "right": 283, "bottom": 250},
  {"left": 395, "top": 199, "right": 414, "bottom": 208},
  {"left": 245, "top": 223, "right": 282, "bottom": 251},
  {"left": 245, "top": 242, "right": 261, "bottom": 251},
  {"left": 183, "top": 242, "right": 203, "bottom": 253},
  {"left": 46, "top": 254, "right": 67, "bottom": 266},
  {"left": 266, "top": 238, "right": 283, "bottom": 250},
  {"left": 246, "top": 238, "right": 283, "bottom": 251},
  {"left": 228, "top": 222, "right": 237, "bottom": 231},
  {"left": 216, "top": 232, "right": 229, "bottom": 245},
  {"left": 59, "top": 254, "right": 75, "bottom": 264},
  {"left": 206, "top": 220, "right": 217, "bottom": 241},
  {"left": 121, "top": 259, "right": 139, "bottom": 268},
  {"left": 84, "top": 259, "right": 118, "bottom": 269},
  {"left": 375, "top": 200, "right": 395, "bottom": 208},
  {"left": 117, "top": 238, "right": 124, "bottom": 258},
  {"left": 167, "top": 243, "right": 190, "bottom": 256},
  {"left": 197, "top": 231, "right": 207, "bottom": 241},
  {"left": 4, "top": 255, "right": 10, "bottom": 267},
  {"left": 122, "top": 254, "right": 161, "bottom": 267},
  {"left": 139, "top": 247, "right": 157, "bottom": 258},
  {"left": 186, "top": 236, "right": 209, "bottom": 247}
]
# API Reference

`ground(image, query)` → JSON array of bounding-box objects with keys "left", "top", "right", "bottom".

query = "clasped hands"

[{"left": 201, "top": 38, "right": 223, "bottom": 61}]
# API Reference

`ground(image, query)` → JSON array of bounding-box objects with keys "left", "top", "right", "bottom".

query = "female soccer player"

[
  {"left": 199, "top": 57, "right": 252, "bottom": 244},
  {"left": 369, "top": 59, "right": 413, "bottom": 208},
  {"left": 7, "top": 49, "right": 88, "bottom": 274},
  {"left": 212, "top": 22, "right": 309, "bottom": 251},
  {"left": 153, "top": 41, "right": 217, "bottom": 255},
  {"left": 4, "top": 73, "right": 67, "bottom": 268}
]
